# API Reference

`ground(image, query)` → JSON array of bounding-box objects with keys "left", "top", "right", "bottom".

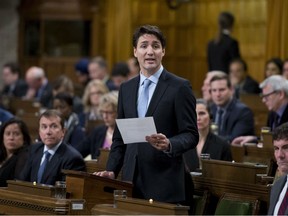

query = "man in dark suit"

[
  {"left": 232, "top": 75, "right": 288, "bottom": 145},
  {"left": 20, "top": 109, "right": 86, "bottom": 185},
  {"left": 207, "top": 12, "right": 240, "bottom": 74},
  {"left": 229, "top": 58, "right": 261, "bottom": 98},
  {"left": 210, "top": 75, "right": 255, "bottom": 143},
  {"left": 95, "top": 25, "right": 199, "bottom": 205},
  {"left": 1, "top": 62, "right": 28, "bottom": 98},
  {"left": 268, "top": 123, "right": 288, "bottom": 215},
  {"left": 23, "top": 66, "right": 53, "bottom": 108}
]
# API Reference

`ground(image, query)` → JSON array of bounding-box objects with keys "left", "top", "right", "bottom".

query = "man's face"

[
  {"left": 261, "top": 85, "right": 282, "bottom": 111},
  {"left": 229, "top": 62, "right": 246, "bottom": 84},
  {"left": 39, "top": 116, "right": 65, "bottom": 149},
  {"left": 134, "top": 34, "right": 165, "bottom": 76},
  {"left": 88, "top": 63, "right": 105, "bottom": 80},
  {"left": 210, "top": 79, "right": 233, "bottom": 107},
  {"left": 2, "top": 67, "right": 17, "bottom": 85},
  {"left": 274, "top": 139, "right": 288, "bottom": 174}
]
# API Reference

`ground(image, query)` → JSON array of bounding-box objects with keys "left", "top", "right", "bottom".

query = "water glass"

[
  {"left": 54, "top": 181, "right": 66, "bottom": 199},
  {"left": 113, "top": 190, "right": 127, "bottom": 208}
]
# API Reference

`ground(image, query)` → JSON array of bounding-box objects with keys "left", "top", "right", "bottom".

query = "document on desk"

[{"left": 116, "top": 117, "right": 157, "bottom": 144}]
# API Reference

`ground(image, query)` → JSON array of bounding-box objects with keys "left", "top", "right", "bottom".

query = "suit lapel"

[
  {"left": 146, "top": 71, "right": 169, "bottom": 116},
  {"left": 32, "top": 145, "right": 45, "bottom": 181},
  {"left": 131, "top": 77, "right": 140, "bottom": 117},
  {"left": 271, "top": 177, "right": 287, "bottom": 213}
]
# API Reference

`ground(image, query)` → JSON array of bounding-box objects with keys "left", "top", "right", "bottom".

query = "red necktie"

[{"left": 278, "top": 188, "right": 288, "bottom": 215}]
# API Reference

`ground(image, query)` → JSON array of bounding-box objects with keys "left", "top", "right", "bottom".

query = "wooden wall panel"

[{"left": 109, "top": 0, "right": 267, "bottom": 92}]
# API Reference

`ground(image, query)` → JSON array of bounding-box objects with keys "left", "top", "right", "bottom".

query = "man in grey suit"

[
  {"left": 95, "top": 25, "right": 199, "bottom": 206},
  {"left": 268, "top": 123, "right": 288, "bottom": 215},
  {"left": 20, "top": 110, "right": 86, "bottom": 185}
]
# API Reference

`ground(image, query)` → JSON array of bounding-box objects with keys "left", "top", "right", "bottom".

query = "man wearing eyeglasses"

[{"left": 232, "top": 75, "right": 288, "bottom": 145}]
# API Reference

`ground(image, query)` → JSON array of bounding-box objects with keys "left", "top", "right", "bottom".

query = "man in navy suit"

[
  {"left": 20, "top": 109, "right": 85, "bottom": 185},
  {"left": 268, "top": 123, "right": 288, "bottom": 215},
  {"left": 210, "top": 74, "right": 255, "bottom": 143},
  {"left": 95, "top": 25, "right": 199, "bottom": 205}
]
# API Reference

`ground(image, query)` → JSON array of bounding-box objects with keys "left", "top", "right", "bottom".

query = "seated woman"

[
  {"left": 75, "top": 91, "right": 118, "bottom": 159},
  {"left": 53, "top": 92, "right": 85, "bottom": 148},
  {"left": 0, "top": 118, "right": 31, "bottom": 186},
  {"left": 184, "top": 99, "right": 232, "bottom": 172},
  {"left": 80, "top": 79, "right": 109, "bottom": 128}
]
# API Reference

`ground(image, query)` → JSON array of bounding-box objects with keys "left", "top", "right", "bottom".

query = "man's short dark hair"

[
  {"left": 230, "top": 58, "right": 248, "bottom": 72},
  {"left": 273, "top": 123, "right": 288, "bottom": 141},
  {"left": 3, "top": 62, "right": 21, "bottom": 75},
  {"left": 210, "top": 74, "right": 232, "bottom": 88},
  {"left": 132, "top": 25, "right": 166, "bottom": 48},
  {"left": 39, "top": 109, "right": 65, "bottom": 129}
]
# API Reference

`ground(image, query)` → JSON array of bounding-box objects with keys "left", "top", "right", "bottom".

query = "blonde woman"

[
  {"left": 80, "top": 79, "right": 109, "bottom": 127},
  {"left": 76, "top": 91, "right": 118, "bottom": 159}
]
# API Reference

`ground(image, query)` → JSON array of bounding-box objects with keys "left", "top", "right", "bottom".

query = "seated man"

[
  {"left": 268, "top": 123, "right": 288, "bottom": 215},
  {"left": 1, "top": 62, "right": 28, "bottom": 98},
  {"left": 229, "top": 58, "right": 261, "bottom": 98},
  {"left": 19, "top": 109, "right": 86, "bottom": 185},
  {"left": 210, "top": 74, "right": 255, "bottom": 143},
  {"left": 24, "top": 66, "right": 53, "bottom": 108},
  {"left": 232, "top": 75, "right": 288, "bottom": 145}
]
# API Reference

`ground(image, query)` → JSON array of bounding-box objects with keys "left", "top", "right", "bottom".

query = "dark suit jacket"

[
  {"left": 106, "top": 69, "right": 199, "bottom": 203},
  {"left": 0, "top": 146, "right": 29, "bottom": 187},
  {"left": 19, "top": 142, "right": 86, "bottom": 185},
  {"left": 211, "top": 98, "right": 255, "bottom": 143},
  {"left": 184, "top": 132, "right": 232, "bottom": 172},
  {"left": 207, "top": 34, "right": 240, "bottom": 73},
  {"left": 234, "top": 76, "right": 261, "bottom": 99},
  {"left": 37, "top": 82, "right": 53, "bottom": 108},
  {"left": 267, "top": 104, "right": 288, "bottom": 130},
  {"left": 268, "top": 175, "right": 288, "bottom": 215},
  {"left": 2, "top": 79, "right": 28, "bottom": 98},
  {"left": 75, "top": 125, "right": 107, "bottom": 159}
]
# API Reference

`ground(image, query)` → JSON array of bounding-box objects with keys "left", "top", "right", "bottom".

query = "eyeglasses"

[{"left": 259, "top": 91, "right": 278, "bottom": 99}]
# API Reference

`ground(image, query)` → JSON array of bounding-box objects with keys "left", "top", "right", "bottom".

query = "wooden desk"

[
  {"left": 63, "top": 170, "right": 133, "bottom": 210},
  {"left": 0, "top": 181, "right": 88, "bottom": 215},
  {"left": 91, "top": 197, "right": 189, "bottom": 215}
]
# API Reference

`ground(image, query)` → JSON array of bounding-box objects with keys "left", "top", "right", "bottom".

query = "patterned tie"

[
  {"left": 37, "top": 151, "right": 51, "bottom": 183},
  {"left": 273, "top": 114, "right": 280, "bottom": 130},
  {"left": 278, "top": 188, "right": 288, "bottom": 215},
  {"left": 137, "top": 79, "right": 152, "bottom": 117}
]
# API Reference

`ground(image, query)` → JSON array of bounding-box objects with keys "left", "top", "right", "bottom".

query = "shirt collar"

[
  {"left": 43, "top": 141, "right": 62, "bottom": 157},
  {"left": 139, "top": 65, "right": 163, "bottom": 86}
]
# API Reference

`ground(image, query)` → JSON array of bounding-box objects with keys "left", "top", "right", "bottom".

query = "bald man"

[{"left": 24, "top": 66, "right": 53, "bottom": 108}]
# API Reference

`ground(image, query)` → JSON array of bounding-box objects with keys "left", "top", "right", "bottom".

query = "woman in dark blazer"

[
  {"left": 0, "top": 118, "right": 31, "bottom": 186},
  {"left": 184, "top": 99, "right": 232, "bottom": 172},
  {"left": 75, "top": 91, "right": 118, "bottom": 159}
]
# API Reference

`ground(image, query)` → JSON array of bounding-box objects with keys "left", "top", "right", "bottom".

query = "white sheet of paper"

[{"left": 116, "top": 117, "right": 157, "bottom": 144}]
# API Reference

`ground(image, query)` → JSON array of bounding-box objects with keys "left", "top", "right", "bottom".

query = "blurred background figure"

[
  {"left": 265, "top": 57, "right": 283, "bottom": 78},
  {"left": 0, "top": 118, "right": 31, "bottom": 186},
  {"left": 229, "top": 58, "right": 261, "bottom": 98},
  {"left": 282, "top": 59, "right": 288, "bottom": 79},
  {"left": 53, "top": 93, "right": 85, "bottom": 148},
  {"left": 0, "top": 108, "right": 14, "bottom": 126},
  {"left": 127, "top": 57, "right": 140, "bottom": 80},
  {"left": 1, "top": 62, "right": 28, "bottom": 98},
  {"left": 76, "top": 91, "right": 118, "bottom": 159},
  {"left": 24, "top": 66, "right": 53, "bottom": 108},
  {"left": 81, "top": 79, "right": 109, "bottom": 127},
  {"left": 74, "top": 58, "right": 91, "bottom": 97},
  {"left": 110, "top": 62, "right": 129, "bottom": 90},
  {"left": 201, "top": 71, "right": 226, "bottom": 105},
  {"left": 207, "top": 11, "right": 240, "bottom": 74},
  {"left": 51, "top": 75, "right": 83, "bottom": 114},
  {"left": 184, "top": 99, "right": 232, "bottom": 172},
  {"left": 88, "top": 56, "right": 114, "bottom": 90}
]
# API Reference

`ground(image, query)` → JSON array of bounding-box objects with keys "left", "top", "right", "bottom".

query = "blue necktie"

[
  {"left": 217, "top": 109, "right": 224, "bottom": 133},
  {"left": 37, "top": 151, "right": 51, "bottom": 183},
  {"left": 138, "top": 79, "right": 152, "bottom": 117}
]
